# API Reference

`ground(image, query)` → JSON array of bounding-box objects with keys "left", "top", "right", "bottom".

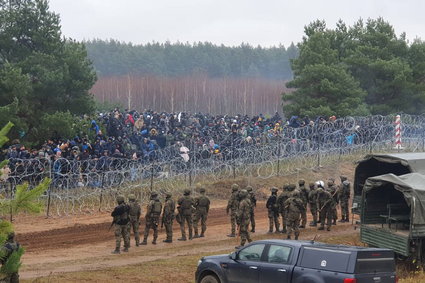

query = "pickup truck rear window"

[
  {"left": 355, "top": 251, "right": 395, "bottom": 273},
  {"left": 298, "top": 247, "right": 351, "bottom": 272}
]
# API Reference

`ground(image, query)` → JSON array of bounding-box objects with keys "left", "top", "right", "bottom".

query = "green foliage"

[
  {"left": 0, "top": 246, "right": 24, "bottom": 275},
  {"left": 0, "top": 0, "right": 96, "bottom": 145},
  {"left": 84, "top": 39, "right": 296, "bottom": 80},
  {"left": 0, "top": 121, "right": 13, "bottom": 148},
  {"left": 286, "top": 17, "right": 425, "bottom": 116}
]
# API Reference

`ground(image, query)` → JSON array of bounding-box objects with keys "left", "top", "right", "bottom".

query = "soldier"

[
  {"left": 277, "top": 184, "right": 290, "bottom": 234},
  {"left": 266, "top": 187, "right": 280, "bottom": 233},
  {"left": 298, "top": 179, "right": 310, "bottom": 228},
  {"left": 193, "top": 186, "right": 210, "bottom": 238},
  {"left": 316, "top": 181, "right": 333, "bottom": 231},
  {"left": 141, "top": 191, "right": 162, "bottom": 245},
  {"left": 338, "top": 176, "right": 351, "bottom": 222},
  {"left": 246, "top": 186, "right": 257, "bottom": 233},
  {"left": 177, "top": 188, "right": 194, "bottom": 241},
  {"left": 111, "top": 195, "right": 130, "bottom": 254},
  {"left": 226, "top": 184, "right": 239, "bottom": 237},
  {"left": 236, "top": 189, "right": 252, "bottom": 249},
  {"left": 128, "top": 194, "right": 141, "bottom": 246},
  {"left": 308, "top": 182, "right": 318, "bottom": 226},
  {"left": 284, "top": 190, "right": 305, "bottom": 240},
  {"left": 327, "top": 179, "right": 338, "bottom": 225},
  {"left": 0, "top": 232, "right": 20, "bottom": 282},
  {"left": 162, "top": 192, "right": 175, "bottom": 243}
]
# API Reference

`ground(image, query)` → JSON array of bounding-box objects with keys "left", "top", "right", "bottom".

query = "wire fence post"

[
  {"left": 150, "top": 163, "right": 154, "bottom": 191},
  {"left": 46, "top": 189, "right": 51, "bottom": 218},
  {"left": 277, "top": 137, "right": 281, "bottom": 176}
]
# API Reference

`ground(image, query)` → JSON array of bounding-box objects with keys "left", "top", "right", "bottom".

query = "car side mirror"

[{"left": 229, "top": 252, "right": 237, "bottom": 260}]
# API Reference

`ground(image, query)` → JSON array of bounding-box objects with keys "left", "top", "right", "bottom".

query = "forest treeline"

[{"left": 84, "top": 40, "right": 298, "bottom": 79}]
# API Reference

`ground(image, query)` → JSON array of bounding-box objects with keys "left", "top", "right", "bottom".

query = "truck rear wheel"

[{"left": 200, "top": 274, "right": 220, "bottom": 283}]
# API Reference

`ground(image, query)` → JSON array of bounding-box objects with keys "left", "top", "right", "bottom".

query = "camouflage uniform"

[
  {"left": 308, "top": 182, "right": 318, "bottom": 226},
  {"left": 111, "top": 195, "right": 130, "bottom": 253},
  {"left": 141, "top": 192, "right": 162, "bottom": 245},
  {"left": 236, "top": 190, "right": 252, "bottom": 248},
  {"left": 193, "top": 187, "right": 210, "bottom": 238},
  {"left": 327, "top": 179, "right": 338, "bottom": 225},
  {"left": 338, "top": 176, "right": 351, "bottom": 222},
  {"left": 128, "top": 194, "right": 141, "bottom": 246},
  {"left": 178, "top": 189, "right": 194, "bottom": 241},
  {"left": 277, "top": 184, "right": 291, "bottom": 233},
  {"left": 162, "top": 192, "right": 175, "bottom": 243},
  {"left": 284, "top": 190, "right": 305, "bottom": 240},
  {"left": 266, "top": 187, "right": 280, "bottom": 233},
  {"left": 316, "top": 182, "right": 333, "bottom": 231},
  {"left": 0, "top": 232, "right": 20, "bottom": 283},
  {"left": 226, "top": 184, "right": 240, "bottom": 237},
  {"left": 298, "top": 179, "right": 310, "bottom": 228},
  {"left": 247, "top": 186, "right": 257, "bottom": 232}
]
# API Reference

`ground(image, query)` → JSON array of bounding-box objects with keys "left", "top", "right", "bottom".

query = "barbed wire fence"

[{"left": 2, "top": 114, "right": 425, "bottom": 217}]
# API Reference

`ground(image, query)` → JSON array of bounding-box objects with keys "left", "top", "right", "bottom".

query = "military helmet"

[
  {"left": 327, "top": 179, "right": 334, "bottom": 186},
  {"left": 165, "top": 192, "right": 172, "bottom": 198},
  {"left": 283, "top": 183, "right": 290, "bottom": 190},
  {"left": 298, "top": 179, "right": 305, "bottom": 185},
  {"left": 340, "top": 175, "right": 348, "bottom": 182},
  {"left": 116, "top": 195, "right": 125, "bottom": 203},
  {"left": 309, "top": 182, "right": 315, "bottom": 189},
  {"left": 195, "top": 183, "right": 203, "bottom": 189},
  {"left": 271, "top": 187, "right": 278, "bottom": 193},
  {"left": 7, "top": 232, "right": 15, "bottom": 240},
  {"left": 239, "top": 189, "right": 248, "bottom": 198},
  {"left": 288, "top": 184, "right": 296, "bottom": 191},
  {"left": 246, "top": 186, "right": 253, "bottom": 192},
  {"left": 128, "top": 194, "right": 136, "bottom": 200},
  {"left": 150, "top": 191, "right": 158, "bottom": 197},
  {"left": 231, "top": 184, "right": 239, "bottom": 191},
  {"left": 199, "top": 187, "right": 206, "bottom": 193},
  {"left": 184, "top": 188, "right": 191, "bottom": 195}
]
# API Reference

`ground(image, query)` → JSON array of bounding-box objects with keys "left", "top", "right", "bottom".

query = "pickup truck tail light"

[
  {"left": 395, "top": 275, "right": 399, "bottom": 283},
  {"left": 343, "top": 279, "right": 356, "bottom": 283}
]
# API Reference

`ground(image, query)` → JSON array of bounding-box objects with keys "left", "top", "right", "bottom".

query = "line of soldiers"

[
  {"left": 110, "top": 185, "right": 210, "bottom": 254},
  {"left": 266, "top": 176, "right": 351, "bottom": 239}
]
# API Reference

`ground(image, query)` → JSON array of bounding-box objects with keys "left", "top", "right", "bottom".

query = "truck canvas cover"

[
  {"left": 363, "top": 173, "right": 425, "bottom": 224},
  {"left": 354, "top": 153, "right": 425, "bottom": 196}
]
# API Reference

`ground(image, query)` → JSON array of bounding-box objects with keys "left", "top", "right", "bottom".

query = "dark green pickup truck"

[{"left": 360, "top": 173, "right": 425, "bottom": 262}]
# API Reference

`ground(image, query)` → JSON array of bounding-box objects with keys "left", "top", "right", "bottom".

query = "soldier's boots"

[
  {"left": 299, "top": 225, "right": 305, "bottom": 229},
  {"left": 193, "top": 234, "right": 200, "bottom": 239},
  {"left": 250, "top": 227, "right": 255, "bottom": 233},
  {"left": 178, "top": 237, "right": 187, "bottom": 241},
  {"left": 199, "top": 233, "right": 205, "bottom": 238},
  {"left": 123, "top": 247, "right": 129, "bottom": 252},
  {"left": 287, "top": 235, "right": 291, "bottom": 239},
  {"left": 281, "top": 228, "right": 287, "bottom": 234},
  {"left": 327, "top": 226, "right": 331, "bottom": 231},
  {"left": 295, "top": 235, "right": 299, "bottom": 240},
  {"left": 227, "top": 234, "right": 236, "bottom": 237},
  {"left": 318, "top": 226, "right": 325, "bottom": 230},
  {"left": 163, "top": 239, "right": 173, "bottom": 243},
  {"left": 140, "top": 239, "right": 148, "bottom": 245},
  {"left": 309, "top": 221, "right": 317, "bottom": 227},
  {"left": 338, "top": 218, "right": 345, "bottom": 223},
  {"left": 267, "top": 230, "right": 273, "bottom": 234},
  {"left": 332, "top": 220, "right": 337, "bottom": 225},
  {"left": 112, "top": 248, "right": 120, "bottom": 254},
  {"left": 152, "top": 240, "right": 156, "bottom": 245}
]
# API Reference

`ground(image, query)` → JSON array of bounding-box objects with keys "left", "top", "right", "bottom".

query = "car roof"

[{"left": 252, "top": 239, "right": 391, "bottom": 252}]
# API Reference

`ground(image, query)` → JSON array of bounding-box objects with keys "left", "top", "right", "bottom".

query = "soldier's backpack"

[
  {"left": 129, "top": 202, "right": 140, "bottom": 217},
  {"left": 153, "top": 200, "right": 162, "bottom": 214},
  {"left": 181, "top": 197, "right": 192, "bottom": 215},
  {"left": 198, "top": 196, "right": 209, "bottom": 207}
]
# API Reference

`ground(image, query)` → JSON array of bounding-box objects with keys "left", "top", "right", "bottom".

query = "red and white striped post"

[{"left": 394, "top": 115, "right": 403, "bottom": 150}]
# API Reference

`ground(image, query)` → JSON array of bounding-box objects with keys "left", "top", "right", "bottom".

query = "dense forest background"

[{"left": 86, "top": 40, "right": 297, "bottom": 115}]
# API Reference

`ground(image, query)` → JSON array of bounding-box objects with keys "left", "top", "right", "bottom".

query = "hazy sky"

[{"left": 48, "top": 0, "right": 425, "bottom": 47}]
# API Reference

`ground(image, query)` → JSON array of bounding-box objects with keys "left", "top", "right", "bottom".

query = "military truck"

[
  {"left": 353, "top": 153, "right": 425, "bottom": 214},
  {"left": 360, "top": 173, "right": 425, "bottom": 261}
]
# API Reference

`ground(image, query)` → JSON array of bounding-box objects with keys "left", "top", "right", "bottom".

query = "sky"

[{"left": 48, "top": 0, "right": 425, "bottom": 47}]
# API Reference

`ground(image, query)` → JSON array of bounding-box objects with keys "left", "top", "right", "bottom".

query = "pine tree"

[{"left": 0, "top": 122, "right": 50, "bottom": 278}]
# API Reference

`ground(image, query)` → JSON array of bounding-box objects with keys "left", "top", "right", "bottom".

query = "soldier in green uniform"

[
  {"left": 226, "top": 184, "right": 239, "bottom": 237},
  {"left": 266, "top": 187, "right": 280, "bottom": 233},
  {"left": 236, "top": 189, "right": 252, "bottom": 249},
  {"left": 141, "top": 191, "right": 162, "bottom": 245},
  {"left": 193, "top": 186, "right": 210, "bottom": 238},
  {"left": 177, "top": 189, "right": 194, "bottom": 241},
  {"left": 316, "top": 181, "right": 333, "bottom": 231},
  {"left": 277, "top": 184, "right": 290, "bottom": 234},
  {"left": 327, "top": 179, "right": 338, "bottom": 225},
  {"left": 298, "top": 179, "right": 309, "bottom": 228},
  {"left": 338, "top": 176, "right": 351, "bottom": 222},
  {"left": 128, "top": 194, "right": 141, "bottom": 247},
  {"left": 308, "top": 182, "right": 318, "bottom": 226},
  {"left": 0, "top": 232, "right": 20, "bottom": 283},
  {"left": 111, "top": 195, "right": 130, "bottom": 253},
  {"left": 284, "top": 190, "right": 305, "bottom": 240},
  {"left": 162, "top": 192, "right": 175, "bottom": 243},
  {"left": 246, "top": 186, "right": 257, "bottom": 233}
]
